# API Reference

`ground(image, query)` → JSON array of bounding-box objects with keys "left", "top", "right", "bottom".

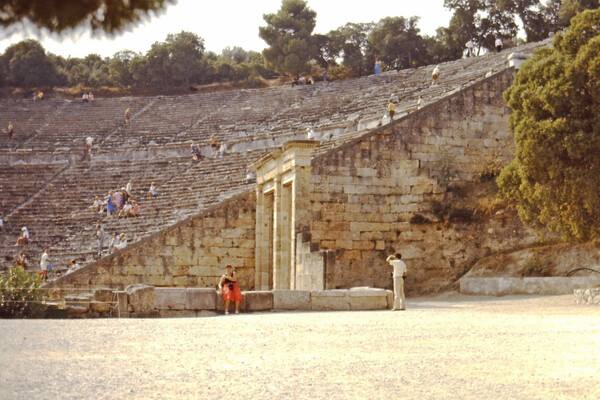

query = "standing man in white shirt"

[
  {"left": 495, "top": 37, "right": 503, "bottom": 53},
  {"left": 40, "top": 248, "right": 52, "bottom": 281},
  {"left": 386, "top": 253, "right": 407, "bottom": 311}
]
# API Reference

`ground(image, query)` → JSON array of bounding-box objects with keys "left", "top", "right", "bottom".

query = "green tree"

[
  {"left": 0, "top": 0, "right": 174, "bottom": 34},
  {"left": 325, "top": 23, "right": 373, "bottom": 75},
  {"left": 108, "top": 50, "right": 139, "bottom": 87},
  {"left": 367, "top": 16, "right": 430, "bottom": 70},
  {"left": 0, "top": 40, "right": 61, "bottom": 88},
  {"left": 0, "top": 265, "right": 47, "bottom": 318},
  {"left": 498, "top": 8, "right": 600, "bottom": 239},
  {"left": 165, "top": 31, "right": 205, "bottom": 88},
  {"left": 259, "top": 0, "right": 319, "bottom": 76}
]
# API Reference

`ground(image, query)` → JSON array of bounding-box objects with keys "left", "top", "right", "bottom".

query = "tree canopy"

[
  {"left": 498, "top": 8, "right": 600, "bottom": 240},
  {"left": 0, "top": 0, "right": 174, "bottom": 34},
  {"left": 259, "top": 0, "right": 319, "bottom": 76}
]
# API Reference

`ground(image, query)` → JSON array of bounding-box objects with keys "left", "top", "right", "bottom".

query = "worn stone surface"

[
  {"left": 311, "top": 290, "right": 350, "bottom": 311},
  {"left": 155, "top": 288, "right": 187, "bottom": 310},
  {"left": 90, "top": 301, "right": 112, "bottom": 313},
  {"left": 158, "top": 310, "right": 198, "bottom": 318},
  {"left": 348, "top": 288, "right": 388, "bottom": 310},
  {"left": 125, "top": 284, "right": 156, "bottom": 313},
  {"left": 459, "top": 277, "right": 600, "bottom": 296},
  {"left": 273, "top": 290, "right": 311, "bottom": 310},
  {"left": 574, "top": 288, "right": 600, "bottom": 305},
  {"left": 185, "top": 288, "right": 217, "bottom": 310},
  {"left": 243, "top": 291, "right": 273, "bottom": 311}
]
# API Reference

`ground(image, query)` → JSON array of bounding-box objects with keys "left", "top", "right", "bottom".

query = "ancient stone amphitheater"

[{"left": 0, "top": 40, "right": 549, "bottom": 296}]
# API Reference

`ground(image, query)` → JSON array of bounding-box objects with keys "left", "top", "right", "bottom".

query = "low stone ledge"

[
  {"left": 348, "top": 287, "right": 388, "bottom": 310},
  {"left": 155, "top": 288, "right": 187, "bottom": 310},
  {"left": 185, "top": 288, "right": 216, "bottom": 310},
  {"left": 273, "top": 290, "right": 311, "bottom": 310},
  {"left": 243, "top": 291, "right": 273, "bottom": 311},
  {"left": 460, "top": 277, "right": 600, "bottom": 296},
  {"left": 574, "top": 288, "right": 600, "bottom": 305},
  {"left": 311, "top": 290, "right": 350, "bottom": 311},
  {"left": 125, "top": 284, "right": 156, "bottom": 313}
]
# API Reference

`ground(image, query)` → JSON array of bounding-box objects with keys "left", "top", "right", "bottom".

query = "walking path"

[{"left": 0, "top": 293, "right": 598, "bottom": 399}]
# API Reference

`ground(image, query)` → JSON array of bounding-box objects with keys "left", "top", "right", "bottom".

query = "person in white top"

[
  {"left": 114, "top": 233, "right": 128, "bottom": 251},
  {"left": 16, "top": 226, "right": 29, "bottom": 246},
  {"left": 386, "top": 253, "right": 407, "bottom": 310},
  {"left": 40, "top": 248, "right": 52, "bottom": 281},
  {"left": 495, "top": 37, "right": 503, "bottom": 53},
  {"left": 85, "top": 137, "right": 94, "bottom": 154},
  {"left": 465, "top": 39, "right": 474, "bottom": 57},
  {"left": 0, "top": 217, "right": 3, "bottom": 232},
  {"left": 431, "top": 66, "right": 440, "bottom": 85}
]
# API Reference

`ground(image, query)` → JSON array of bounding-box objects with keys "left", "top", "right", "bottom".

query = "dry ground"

[{"left": 0, "top": 293, "right": 598, "bottom": 400}]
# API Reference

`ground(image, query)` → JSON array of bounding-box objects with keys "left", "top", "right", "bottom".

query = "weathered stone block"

[
  {"left": 125, "top": 284, "right": 156, "bottom": 313},
  {"left": 273, "top": 290, "right": 311, "bottom": 310},
  {"left": 185, "top": 288, "right": 217, "bottom": 310},
  {"left": 155, "top": 288, "right": 187, "bottom": 310},
  {"left": 243, "top": 291, "right": 273, "bottom": 311},
  {"left": 93, "top": 288, "right": 113, "bottom": 303},
  {"left": 90, "top": 301, "right": 112, "bottom": 313},
  {"left": 311, "top": 290, "right": 350, "bottom": 311},
  {"left": 386, "top": 290, "right": 394, "bottom": 309},
  {"left": 348, "top": 288, "right": 388, "bottom": 310},
  {"left": 158, "top": 309, "right": 198, "bottom": 318}
]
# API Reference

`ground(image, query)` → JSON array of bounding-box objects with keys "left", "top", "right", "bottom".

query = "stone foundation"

[
  {"left": 574, "top": 288, "right": 600, "bottom": 305},
  {"left": 459, "top": 277, "right": 600, "bottom": 296}
]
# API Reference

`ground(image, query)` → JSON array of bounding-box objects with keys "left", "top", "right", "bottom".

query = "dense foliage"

[
  {"left": 0, "top": 0, "right": 597, "bottom": 90},
  {"left": 0, "top": 0, "right": 175, "bottom": 34},
  {"left": 498, "top": 8, "right": 600, "bottom": 240},
  {"left": 0, "top": 265, "right": 47, "bottom": 318}
]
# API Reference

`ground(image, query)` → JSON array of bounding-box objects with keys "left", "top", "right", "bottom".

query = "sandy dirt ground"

[{"left": 0, "top": 293, "right": 598, "bottom": 400}]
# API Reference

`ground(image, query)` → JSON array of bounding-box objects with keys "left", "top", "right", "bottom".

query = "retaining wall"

[{"left": 459, "top": 277, "right": 600, "bottom": 296}]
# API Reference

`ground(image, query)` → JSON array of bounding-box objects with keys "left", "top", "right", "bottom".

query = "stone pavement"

[{"left": 0, "top": 293, "right": 598, "bottom": 400}]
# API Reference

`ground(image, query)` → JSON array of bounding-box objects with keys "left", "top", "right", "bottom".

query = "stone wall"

[
  {"left": 54, "top": 191, "right": 256, "bottom": 290},
  {"left": 460, "top": 277, "right": 600, "bottom": 296},
  {"left": 305, "top": 70, "right": 531, "bottom": 294}
]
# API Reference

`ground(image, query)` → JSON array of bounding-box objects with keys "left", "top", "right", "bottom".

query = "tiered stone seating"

[{"left": 0, "top": 40, "right": 550, "bottom": 272}]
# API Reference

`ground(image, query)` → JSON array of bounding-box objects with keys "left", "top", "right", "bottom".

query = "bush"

[{"left": 0, "top": 266, "right": 47, "bottom": 318}]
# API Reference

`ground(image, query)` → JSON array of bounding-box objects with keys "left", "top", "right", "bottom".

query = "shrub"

[{"left": 0, "top": 266, "right": 47, "bottom": 318}]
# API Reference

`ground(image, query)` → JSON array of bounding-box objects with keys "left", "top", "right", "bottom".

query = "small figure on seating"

[
  {"left": 291, "top": 76, "right": 299, "bottom": 87},
  {"left": 0, "top": 217, "right": 3, "bottom": 232},
  {"left": 126, "top": 180, "right": 133, "bottom": 197},
  {"left": 109, "top": 233, "right": 120, "bottom": 254},
  {"left": 39, "top": 248, "right": 52, "bottom": 281},
  {"left": 495, "top": 37, "right": 503, "bottom": 53},
  {"left": 90, "top": 196, "right": 103, "bottom": 212},
  {"left": 147, "top": 182, "right": 158, "bottom": 198},
  {"left": 485, "top": 69, "right": 495, "bottom": 78},
  {"left": 417, "top": 96, "right": 423, "bottom": 110},
  {"left": 387, "top": 99, "right": 397, "bottom": 122},
  {"left": 307, "top": 128, "right": 315, "bottom": 140},
  {"left": 38, "top": 91, "right": 44, "bottom": 100},
  {"left": 16, "top": 251, "right": 27, "bottom": 268},
  {"left": 217, "top": 142, "right": 227, "bottom": 157},
  {"left": 82, "top": 93, "right": 89, "bottom": 103},
  {"left": 431, "top": 65, "right": 440, "bottom": 85},
  {"left": 125, "top": 108, "right": 131, "bottom": 124},
  {"left": 96, "top": 224, "right": 105, "bottom": 257},
  {"left": 306, "top": 75, "right": 314, "bottom": 85},
  {"left": 374, "top": 58, "right": 381, "bottom": 75},
  {"left": 118, "top": 201, "right": 133, "bottom": 219},
  {"left": 66, "top": 259, "right": 82, "bottom": 275},
  {"left": 7, "top": 121, "right": 14, "bottom": 140},
  {"left": 191, "top": 143, "right": 202, "bottom": 160},
  {"left": 114, "top": 233, "right": 128, "bottom": 251},
  {"left": 465, "top": 39, "right": 475, "bottom": 58},
  {"left": 113, "top": 190, "right": 123, "bottom": 211},
  {"left": 106, "top": 191, "right": 116, "bottom": 216},
  {"left": 88, "top": 92, "right": 94, "bottom": 103},
  {"left": 131, "top": 201, "right": 140, "bottom": 217},
  {"left": 85, "top": 136, "right": 94, "bottom": 155},
  {"left": 210, "top": 135, "right": 218, "bottom": 155},
  {"left": 33, "top": 93, "right": 39, "bottom": 102},
  {"left": 243, "top": 169, "right": 256, "bottom": 183},
  {"left": 16, "top": 226, "right": 29, "bottom": 246},
  {"left": 322, "top": 69, "right": 327, "bottom": 82},
  {"left": 218, "top": 264, "right": 243, "bottom": 315}
]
